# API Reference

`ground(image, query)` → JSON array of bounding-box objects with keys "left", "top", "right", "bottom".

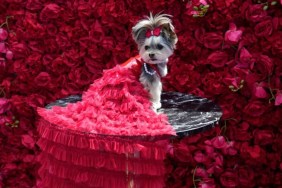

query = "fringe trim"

[
  {"left": 38, "top": 153, "right": 165, "bottom": 188},
  {"left": 37, "top": 119, "right": 170, "bottom": 160},
  {"left": 37, "top": 138, "right": 166, "bottom": 176}
]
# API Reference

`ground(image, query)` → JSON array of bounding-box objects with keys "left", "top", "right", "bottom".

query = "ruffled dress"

[
  {"left": 37, "top": 55, "right": 175, "bottom": 136},
  {"left": 36, "top": 56, "right": 175, "bottom": 188}
]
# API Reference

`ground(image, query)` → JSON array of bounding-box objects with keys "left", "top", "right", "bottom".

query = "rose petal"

[{"left": 275, "top": 92, "right": 282, "bottom": 106}]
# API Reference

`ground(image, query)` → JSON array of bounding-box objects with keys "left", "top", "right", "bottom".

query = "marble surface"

[{"left": 45, "top": 92, "right": 222, "bottom": 136}]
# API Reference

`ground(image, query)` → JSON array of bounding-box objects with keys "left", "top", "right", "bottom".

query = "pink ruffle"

[
  {"left": 37, "top": 63, "right": 175, "bottom": 136},
  {"left": 37, "top": 120, "right": 168, "bottom": 188},
  {"left": 37, "top": 120, "right": 170, "bottom": 160}
]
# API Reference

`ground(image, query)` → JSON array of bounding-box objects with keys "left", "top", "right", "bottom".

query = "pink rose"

[
  {"left": 275, "top": 92, "right": 282, "bottom": 106},
  {"left": 224, "top": 23, "right": 243, "bottom": 44},
  {"left": 0, "top": 42, "right": 6, "bottom": 53},
  {"left": 0, "top": 98, "right": 11, "bottom": 114},
  {"left": 207, "top": 51, "right": 229, "bottom": 68},
  {"left": 21, "top": 134, "right": 35, "bottom": 149},
  {"left": 255, "top": 18, "right": 273, "bottom": 37},
  {"left": 198, "top": 178, "right": 216, "bottom": 188},
  {"left": 210, "top": 136, "right": 227, "bottom": 149},
  {"left": 0, "top": 28, "right": 8, "bottom": 41},
  {"left": 203, "top": 32, "right": 223, "bottom": 49}
]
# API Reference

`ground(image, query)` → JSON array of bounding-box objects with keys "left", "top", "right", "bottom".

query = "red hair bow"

[{"left": 145, "top": 27, "right": 162, "bottom": 38}]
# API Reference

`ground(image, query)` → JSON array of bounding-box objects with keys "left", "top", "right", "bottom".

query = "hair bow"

[{"left": 145, "top": 27, "right": 162, "bottom": 38}]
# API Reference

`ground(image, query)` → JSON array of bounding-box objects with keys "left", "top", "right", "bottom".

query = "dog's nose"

[{"left": 149, "top": 53, "right": 155, "bottom": 58}]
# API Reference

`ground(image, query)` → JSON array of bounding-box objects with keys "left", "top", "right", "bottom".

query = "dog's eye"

[
  {"left": 157, "top": 44, "right": 163, "bottom": 50},
  {"left": 145, "top": 46, "right": 150, "bottom": 50}
]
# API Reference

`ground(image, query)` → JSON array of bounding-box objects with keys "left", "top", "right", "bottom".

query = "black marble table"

[{"left": 45, "top": 92, "right": 222, "bottom": 137}]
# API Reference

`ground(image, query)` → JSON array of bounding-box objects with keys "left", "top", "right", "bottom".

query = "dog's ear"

[
  {"left": 132, "top": 21, "right": 149, "bottom": 48},
  {"left": 162, "top": 23, "right": 178, "bottom": 49}
]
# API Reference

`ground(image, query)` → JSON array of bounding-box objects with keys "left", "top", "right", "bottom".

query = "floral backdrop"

[{"left": 0, "top": 0, "right": 282, "bottom": 187}]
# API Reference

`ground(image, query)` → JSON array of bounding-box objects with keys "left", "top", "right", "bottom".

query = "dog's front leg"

[{"left": 157, "top": 62, "right": 168, "bottom": 77}]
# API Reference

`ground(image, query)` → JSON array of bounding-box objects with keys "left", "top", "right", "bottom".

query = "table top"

[{"left": 45, "top": 92, "right": 222, "bottom": 137}]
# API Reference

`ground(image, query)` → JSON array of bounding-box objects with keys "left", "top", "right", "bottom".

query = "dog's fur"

[{"left": 132, "top": 13, "right": 178, "bottom": 110}]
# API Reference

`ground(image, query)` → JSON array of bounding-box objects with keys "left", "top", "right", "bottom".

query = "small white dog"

[{"left": 132, "top": 13, "right": 178, "bottom": 110}]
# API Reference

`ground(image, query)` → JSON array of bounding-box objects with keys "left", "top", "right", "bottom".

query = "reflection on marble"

[
  {"left": 159, "top": 92, "right": 222, "bottom": 136},
  {"left": 45, "top": 92, "right": 222, "bottom": 136}
]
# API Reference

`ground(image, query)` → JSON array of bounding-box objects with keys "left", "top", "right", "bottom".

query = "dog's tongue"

[{"left": 37, "top": 64, "right": 176, "bottom": 136}]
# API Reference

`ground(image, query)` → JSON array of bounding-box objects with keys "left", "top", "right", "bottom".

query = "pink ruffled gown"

[{"left": 36, "top": 56, "right": 175, "bottom": 188}]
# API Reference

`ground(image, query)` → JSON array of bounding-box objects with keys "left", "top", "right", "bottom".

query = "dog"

[{"left": 132, "top": 13, "right": 178, "bottom": 110}]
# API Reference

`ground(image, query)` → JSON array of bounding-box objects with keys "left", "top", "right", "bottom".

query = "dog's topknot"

[{"left": 132, "top": 13, "right": 178, "bottom": 49}]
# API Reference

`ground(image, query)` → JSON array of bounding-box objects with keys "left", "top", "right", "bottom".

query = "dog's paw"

[{"left": 152, "top": 101, "right": 162, "bottom": 111}]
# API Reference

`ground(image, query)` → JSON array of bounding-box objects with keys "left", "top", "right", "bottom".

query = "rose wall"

[{"left": 0, "top": 0, "right": 282, "bottom": 187}]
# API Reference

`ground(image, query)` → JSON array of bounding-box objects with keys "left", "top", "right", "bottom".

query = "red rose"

[
  {"left": 177, "top": 33, "right": 197, "bottom": 52},
  {"left": 51, "top": 56, "right": 71, "bottom": 74},
  {"left": 40, "top": 3, "right": 61, "bottom": 22},
  {"left": 207, "top": 51, "right": 229, "bottom": 68},
  {"left": 195, "top": 167, "right": 209, "bottom": 178},
  {"left": 68, "top": 67, "right": 93, "bottom": 86},
  {"left": 252, "top": 54, "right": 273, "bottom": 80},
  {"left": 227, "top": 122, "right": 251, "bottom": 141},
  {"left": 203, "top": 32, "right": 223, "bottom": 49},
  {"left": 207, "top": 12, "right": 226, "bottom": 30},
  {"left": 220, "top": 169, "right": 239, "bottom": 187},
  {"left": 55, "top": 33, "right": 71, "bottom": 49},
  {"left": 89, "top": 20, "right": 104, "bottom": 43},
  {"left": 253, "top": 129, "right": 274, "bottom": 146},
  {"left": 245, "top": 4, "right": 267, "bottom": 22},
  {"left": 195, "top": 27, "right": 205, "bottom": 44},
  {"left": 10, "top": 95, "right": 34, "bottom": 118},
  {"left": 173, "top": 143, "right": 195, "bottom": 163},
  {"left": 202, "top": 72, "right": 228, "bottom": 96},
  {"left": 255, "top": 18, "right": 273, "bottom": 37},
  {"left": 238, "top": 166, "right": 255, "bottom": 187},
  {"left": 25, "top": 0, "right": 43, "bottom": 11},
  {"left": 243, "top": 100, "right": 267, "bottom": 117},
  {"left": 194, "top": 151, "right": 208, "bottom": 163},
  {"left": 268, "top": 32, "right": 282, "bottom": 56},
  {"left": 171, "top": 167, "right": 187, "bottom": 180},
  {"left": 25, "top": 94, "right": 46, "bottom": 108},
  {"left": 34, "top": 72, "right": 51, "bottom": 87},
  {"left": 10, "top": 42, "right": 29, "bottom": 59},
  {"left": 240, "top": 143, "right": 263, "bottom": 159},
  {"left": 45, "top": 23, "right": 58, "bottom": 36}
]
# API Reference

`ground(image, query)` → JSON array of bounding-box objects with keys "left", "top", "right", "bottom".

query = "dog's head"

[{"left": 132, "top": 13, "right": 178, "bottom": 64}]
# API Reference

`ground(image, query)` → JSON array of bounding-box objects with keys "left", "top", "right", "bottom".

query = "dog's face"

[
  {"left": 132, "top": 13, "right": 178, "bottom": 64},
  {"left": 139, "top": 30, "right": 173, "bottom": 64}
]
